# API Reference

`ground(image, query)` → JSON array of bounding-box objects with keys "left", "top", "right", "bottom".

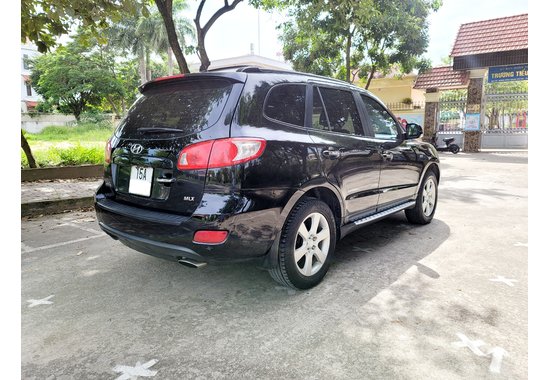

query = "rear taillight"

[
  {"left": 177, "top": 138, "right": 266, "bottom": 170},
  {"left": 104, "top": 138, "right": 112, "bottom": 164}
]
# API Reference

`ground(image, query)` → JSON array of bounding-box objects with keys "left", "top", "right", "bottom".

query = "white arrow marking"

[
  {"left": 452, "top": 333, "right": 486, "bottom": 356},
  {"left": 513, "top": 242, "right": 528, "bottom": 247},
  {"left": 489, "top": 276, "right": 518, "bottom": 287},
  {"left": 27, "top": 295, "right": 54, "bottom": 308},
  {"left": 486, "top": 347, "right": 508, "bottom": 374},
  {"left": 113, "top": 359, "right": 158, "bottom": 380}
]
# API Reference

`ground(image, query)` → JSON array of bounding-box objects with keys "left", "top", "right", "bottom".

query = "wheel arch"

[
  {"left": 262, "top": 180, "right": 344, "bottom": 269},
  {"left": 414, "top": 161, "right": 440, "bottom": 198}
]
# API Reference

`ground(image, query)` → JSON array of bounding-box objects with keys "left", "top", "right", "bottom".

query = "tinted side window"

[
  {"left": 362, "top": 96, "right": 399, "bottom": 140},
  {"left": 312, "top": 87, "right": 330, "bottom": 131},
  {"left": 264, "top": 84, "right": 306, "bottom": 126},
  {"left": 318, "top": 87, "right": 364, "bottom": 136}
]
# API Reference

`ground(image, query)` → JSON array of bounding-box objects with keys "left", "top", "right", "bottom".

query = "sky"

[{"left": 182, "top": 0, "right": 529, "bottom": 66}]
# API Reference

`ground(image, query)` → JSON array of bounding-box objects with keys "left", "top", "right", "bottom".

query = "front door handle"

[{"left": 322, "top": 149, "right": 342, "bottom": 159}]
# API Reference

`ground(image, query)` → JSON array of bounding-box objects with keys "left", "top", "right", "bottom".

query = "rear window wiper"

[{"left": 137, "top": 127, "right": 183, "bottom": 134}]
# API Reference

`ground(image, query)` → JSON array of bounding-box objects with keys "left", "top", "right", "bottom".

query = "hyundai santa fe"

[{"left": 95, "top": 66, "right": 440, "bottom": 289}]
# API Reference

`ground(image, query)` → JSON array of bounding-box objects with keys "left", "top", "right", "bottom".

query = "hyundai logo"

[{"left": 130, "top": 144, "right": 144, "bottom": 155}]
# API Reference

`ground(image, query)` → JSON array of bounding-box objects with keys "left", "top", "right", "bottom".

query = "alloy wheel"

[{"left": 293, "top": 212, "right": 330, "bottom": 276}]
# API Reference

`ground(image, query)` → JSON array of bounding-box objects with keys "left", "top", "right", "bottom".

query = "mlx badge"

[{"left": 183, "top": 196, "right": 195, "bottom": 201}]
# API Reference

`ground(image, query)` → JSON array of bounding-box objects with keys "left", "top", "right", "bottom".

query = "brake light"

[
  {"left": 177, "top": 138, "right": 266, "bottom": 170},
  {"left": 153, "top": 74, "right": 185, "bottom": 82},
  {"left": 104, "top": 138, "right": 112, "bottom": 164},
  {"left": 193, "top": 230, "right": 228, "bottom": 245}
]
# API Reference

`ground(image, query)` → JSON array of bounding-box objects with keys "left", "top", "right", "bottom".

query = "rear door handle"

[
  {"left": 322, "top": 149, "right": 342, "bottom": 159},
  {"left": 381, "top": 151, "right": 393, "bottom": 161}
]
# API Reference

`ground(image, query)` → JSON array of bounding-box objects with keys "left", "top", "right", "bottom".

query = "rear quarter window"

[
  {"left": 116, "top": 79, "right": 233, "bottom": 138},
  {"left": 263, "top": 84, "right": 306, "bottom": 127}
]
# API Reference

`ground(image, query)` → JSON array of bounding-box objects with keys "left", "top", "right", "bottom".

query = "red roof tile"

[
  {"left": 451, "top": 14, "right": 528, "bottom": 57},
  {"left": 413, "top": 66, "right": 469, "bottom": 89}
]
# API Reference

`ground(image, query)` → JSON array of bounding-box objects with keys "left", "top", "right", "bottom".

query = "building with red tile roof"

[
  {"left": 451, "top": 14, "right": 528, "bottom": 70},
  {"left": 413, "top": 66, "right": 469, "bottom": 90}
]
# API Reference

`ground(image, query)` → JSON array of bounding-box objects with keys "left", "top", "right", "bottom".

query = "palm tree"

[
  {"left": 107, "top": 1, "right": 195, "bottom": 83},
  {"left": 137, "top": 10, "right": 195, "bottom": 76}
]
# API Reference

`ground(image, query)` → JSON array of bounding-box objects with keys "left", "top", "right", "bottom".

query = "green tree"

[
  {"left": 21, "top": 0, "right": 145, "bottom": 52},
  {"left": 154, "top": 0, "right": 279, "bottom": 73},
  {"left": 30, "top": 43, "right": 125, "bottom": 120},
  {"left": 280, "top": 0, "right": 440, "bottom": 88},
  {"left": 106, "top": 2, "right": 194, "bottom": 83}
]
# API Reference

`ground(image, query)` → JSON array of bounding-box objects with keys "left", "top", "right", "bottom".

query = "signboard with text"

[
  {"left": 488, "top": 64, "right": 528, "bottom": 83},
  {"left": 464, "top": 113, "right": 481, "bottom": 131}
]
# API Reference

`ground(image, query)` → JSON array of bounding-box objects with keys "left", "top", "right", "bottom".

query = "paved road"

[{"left": 21, "top": 152, "right": 528, "bottom": 379}]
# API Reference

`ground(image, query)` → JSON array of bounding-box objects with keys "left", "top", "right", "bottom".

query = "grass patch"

[
  {"left": 21, "top": 144, "right": 105, "bottom": 167},
  {"left": 25, "top": 121, "right": 114, "bottom": 143},
  {"left": 21, "top": 121, "right": 114, "bottom": 168}
]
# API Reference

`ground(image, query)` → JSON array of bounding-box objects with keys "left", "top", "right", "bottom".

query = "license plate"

[{"left": 129, "top": 166, "right": 154, "bottom": 197}]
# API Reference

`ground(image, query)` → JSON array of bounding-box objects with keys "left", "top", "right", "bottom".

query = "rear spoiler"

[{"left": 138, "top": 72, "right": 248, "bottom": 93}]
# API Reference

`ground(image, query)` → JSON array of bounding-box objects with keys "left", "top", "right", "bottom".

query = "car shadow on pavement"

[{"left": 22, "top": 213, "right": 458, "bottom": 379}]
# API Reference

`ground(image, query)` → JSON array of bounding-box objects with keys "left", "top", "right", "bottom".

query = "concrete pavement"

[{"left": 21, "top": 151, "right": 528, "bottom": 379}]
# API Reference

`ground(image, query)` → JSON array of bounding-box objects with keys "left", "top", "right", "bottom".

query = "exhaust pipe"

[{"left": 178, "top": 258, "right": 207, "bottom": 269}]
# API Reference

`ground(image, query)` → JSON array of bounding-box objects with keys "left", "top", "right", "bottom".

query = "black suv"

[{"left": 95, "top": 67, "right": 440, "bottom": 289}]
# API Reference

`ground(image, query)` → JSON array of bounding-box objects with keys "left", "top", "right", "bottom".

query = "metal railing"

[{"left": 386, "top": 101, "right": 424, "bottom": 111}]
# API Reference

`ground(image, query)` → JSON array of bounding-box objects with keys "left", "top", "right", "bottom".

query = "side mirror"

[{"left": 406, "top": 123, "right": 423, "bottom": 139}]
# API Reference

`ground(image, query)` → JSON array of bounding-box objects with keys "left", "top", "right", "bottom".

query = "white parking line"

[
  {"left": 54, "top": 222, "right": 103, "bottom": 235},
  {"left": 21, "top": 242, "right": 34, "bottom": 253},
  {"left": 22, "top": 234, "right": 106, "bottom": 254}
]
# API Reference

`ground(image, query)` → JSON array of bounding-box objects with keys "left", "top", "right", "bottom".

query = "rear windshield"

[{"left": 116, "top": 79, "right": 233, "bottom": 138}]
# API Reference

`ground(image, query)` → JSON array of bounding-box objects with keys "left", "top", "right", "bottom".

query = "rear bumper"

[
  {"left": 95, "top": 184, "right": 280, "bottom": 263},
  {"left": 99, "top": 221, "right": 206, "bottom": 263}
]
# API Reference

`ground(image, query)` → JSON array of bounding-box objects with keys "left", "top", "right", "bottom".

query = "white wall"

[{"left": 21, "top": 114, "right": 76, "bottom": 133}]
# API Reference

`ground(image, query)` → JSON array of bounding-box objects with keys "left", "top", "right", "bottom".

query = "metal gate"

[
  {"left": 481, "top": 89, "right": 528, "bottom": 148},
  {"left": 436, "top": 91, "right": 467, "bottom": 147}
]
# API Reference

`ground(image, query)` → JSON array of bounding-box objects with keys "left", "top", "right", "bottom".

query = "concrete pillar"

[
  {"left": 463, "top": 69, "right": 487, "bottom": 152},
  {"left": 422, "top": 88, "right": 439, "bottom": 143}
]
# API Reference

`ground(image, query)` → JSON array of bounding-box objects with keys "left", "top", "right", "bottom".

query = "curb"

[
  {"left": 21, "top": 165, "right": 103, "bottom": 182},
  {"left": 21, "top": 197, "right": 94, "bottom": 217}
]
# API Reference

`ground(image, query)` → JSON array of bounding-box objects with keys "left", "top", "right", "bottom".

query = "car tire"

[
  {"left": 268, "top": 198, "right": 337, "bottom": 289},
  {"left": 405, "top": 170, "right": 438, "bottom": 225}
]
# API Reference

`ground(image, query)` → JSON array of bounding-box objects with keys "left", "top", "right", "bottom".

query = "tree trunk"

[
  {"left": 364, "top": 66, "right": 376, "bottom": 90},
  {"left": 194, "top": 0, "right": 243, "bottom": 72},
  {"left": 155, "top": 0, "right": 191, "bottom": 74},
  {"left": 146, "top": 48, "right": 151, "bottom": 81},
  {"left": 345, "top": 34, "right": 352, "bottom": 83},
  {"left": 196, "top": 30, "right": 210, "bottom": 72},
  {"left": 107, "top": 96, "right": 121, "bottom": 118},
  {"left": 167, "top": 46, "right": 174, "bottom": 75},
  {"left": 138, "top": 51, "right": 147, "bottom": 84},
  {"left": 21, "top": 130, "right": 37, "bottom": 168}
]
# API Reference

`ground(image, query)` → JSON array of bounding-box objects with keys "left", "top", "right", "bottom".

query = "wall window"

[
  {"left": 264, "top": 84, "right": 306, "bottom": 126},
  {"left": 25, "top": 82, "right": 32, "bottom": 96},
  {"left": 23, "top": 54, "right": 29, "bottom": 70},
  {"left": 317, "top": 87, "right": 364, "bottom": 136},
  {"left": 362, "top": 95, "right": 399, "bottom": 140}
]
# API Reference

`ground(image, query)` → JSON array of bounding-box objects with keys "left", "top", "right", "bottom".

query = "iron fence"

[{"left": 386, "top": 101, "right": 425, "bottom": 111}]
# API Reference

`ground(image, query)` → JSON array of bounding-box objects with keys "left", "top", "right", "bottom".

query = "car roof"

[{"left": 140, "top": 66, "right": 381, "bottom": 102}]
